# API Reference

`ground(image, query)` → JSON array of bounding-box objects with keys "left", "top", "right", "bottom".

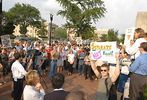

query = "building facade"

[{"left": 136, "top": 12, "right": 147, "bottom": 32}]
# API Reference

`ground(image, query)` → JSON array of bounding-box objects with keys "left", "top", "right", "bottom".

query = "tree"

[
  {"left": 6, "top": 3, "right": 42, "bottom": 34},
  {"left": 56, "top": 0, "right": 106, "bottom": 39},
  {"left": 37, "top": 20, "right": 48, "bottom": 38},
  {"left": 119, "top": 34, "right": 125, "bottom": 44},
  {"left": 100, "top": 29, "right": 119, "bottom": 42},
  {"left": 1, "top": 12, "right": 15, "bottom": 36},
  {"left": 54, "top": 27, "right": 67, "bottom": 39}
]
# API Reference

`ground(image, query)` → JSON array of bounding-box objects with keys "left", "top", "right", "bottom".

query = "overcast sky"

[{"left": 2, "top": 0, "right": 147, "bottom": 34}]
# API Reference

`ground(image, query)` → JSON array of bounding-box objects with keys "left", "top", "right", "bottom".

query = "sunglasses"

[{"left": 101, "top": 70, "right": 107, "bottom": 72}]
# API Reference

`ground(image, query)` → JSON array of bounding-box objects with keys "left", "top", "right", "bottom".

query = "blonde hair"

[{"left": 25, "top": 70, "right": 39, "bottom": 86}]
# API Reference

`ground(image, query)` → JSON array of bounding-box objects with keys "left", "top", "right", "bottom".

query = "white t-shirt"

[{"left": 67, "top": 54, "right": 75, "bottom": 64}]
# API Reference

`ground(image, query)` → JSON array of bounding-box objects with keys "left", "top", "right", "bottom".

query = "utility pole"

[
  {"left": 49, "top": 14, "right": 53, "bottom": 46},
  {"left": 0, "top": 0, "right": 2, "bottom": 36}
]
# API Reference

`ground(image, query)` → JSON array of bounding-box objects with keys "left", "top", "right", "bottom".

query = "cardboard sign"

[
  {"left": 1, "top": 35, "right": 12, "bottom": 47},
  {"left": 90, "top": 42, "right": 117, "bottom": 63}
]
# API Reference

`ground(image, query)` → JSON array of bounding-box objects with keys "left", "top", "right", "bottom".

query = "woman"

[
  {"left": 126, "top": 28, "right": 147, "bottom": 59},
  {"left": 23, "top": 70, "right": 45, "bottom": 100},
  {"left": 67, "top": 50, "right": 75, "bottom": 75}
]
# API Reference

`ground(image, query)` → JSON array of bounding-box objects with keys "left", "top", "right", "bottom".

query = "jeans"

[
  {"left": 49, "top": 60, "right": 57, "bottom": 78},
  {"left": 78, "top": 60, "right": 84, "bottom": 74}
]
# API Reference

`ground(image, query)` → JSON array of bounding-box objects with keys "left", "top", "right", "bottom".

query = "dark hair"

[
  {"left": 14, "top": 52, "right": 21, "bottom": 60},
  {"left": 135, "top": 28, "right": 145, "bottom": 38},
  {"left": 135, "top": 28, "right": 144, "bottom": 34},
  {"left": 12, "top": 47, "right": 16, "bottom": 49},
  {"left": 51, "top": 73, "right": 65, "bottom": 89},
  {"left": 101, "top": 64, "right": 109, "bottom": 70},
  {"left": 140, "top": 42, "right": 147, "bottom": 52}
]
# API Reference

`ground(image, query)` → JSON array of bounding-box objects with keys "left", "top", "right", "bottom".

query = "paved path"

[{"left": 0, "top": 72, "right": 97, "bottom": 100}]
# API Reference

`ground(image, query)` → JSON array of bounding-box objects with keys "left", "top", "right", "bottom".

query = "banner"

[
  {"left": 124, "top": 28, "right": 135, "bottom": 47},
  {"left": 1, "top": 35, "right": 12, "bottom": 47},
  {"left": 90, "top": 42, "right": 117, "bottom": 63}
]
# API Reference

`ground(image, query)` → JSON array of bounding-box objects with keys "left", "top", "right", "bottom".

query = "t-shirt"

[
  {"left": 67, "top": 54, "right": 75, "bottom": 64},
  {"left": 96, "top": 77, "right": 112, "bottom": 100}
]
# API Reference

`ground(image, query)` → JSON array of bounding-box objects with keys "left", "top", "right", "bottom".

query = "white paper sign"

[
  {"left": 90, "top": 42, "right": 117, "bottom": 63},
  {"left": 1, "top": 35, "right": 12, "bottom": 47},
  {"left": 124, "top": 28, "right": 135, "bottom": 47},
  {"left": 76, "top": 37, "right": 82, "bottom": 44}
]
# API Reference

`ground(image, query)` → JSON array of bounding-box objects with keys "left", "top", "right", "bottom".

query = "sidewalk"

[{"left": 0, "top": 72, "right": 98, "bottom": 100}]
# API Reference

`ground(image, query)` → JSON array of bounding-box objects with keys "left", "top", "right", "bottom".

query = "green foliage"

[
  {"left": 1, "top": 12, "right": 15, "bottom": 35},
  {"left": 54, "top": 27, "right": 67, "bottom": 39},
  {"left": 100, "top": 29, "right": 119, "bottom": 42},
  {"left": 2, "top": 21, "right": 15, "bottom": 35},
  {"left": 119, "top": 34, "right": 125, "bottom": 44},
  {"left": 37, "top": 20, "right": 48, "bottom": 37},
  {"left": 6, "top": 3, "right": 42, "bottom": 34},
  {"left": 56, "top": 0, "right": 106, "bottom": 39}
]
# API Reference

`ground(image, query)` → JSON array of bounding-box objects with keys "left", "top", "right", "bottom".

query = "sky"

[{"left": 2, "top": 0, "right": 147, "bottom": 34}]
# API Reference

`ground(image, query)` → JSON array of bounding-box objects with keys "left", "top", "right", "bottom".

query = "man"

[
  {"left": 11, "top": 52, "right": 27, "bottom": 100},
  {"left": 129, "top": 42, "right": 147, "bottom": 100},
  {"left": 44, "top": 73, "right": 69, "bottom": 100}
]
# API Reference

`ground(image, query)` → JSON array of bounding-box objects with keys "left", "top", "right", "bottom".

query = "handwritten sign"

[
  {"left": 76, "top": 37, "right": 82, "bottom": 44},
  {"left": 124, "top": 28, "right": 135, "bottom": 47},
  {"left": 1, "top": 35, "right": 12, "bottom": 47},
  {"left": 90, "top": 42, "right": 117, "bottom": 63}
]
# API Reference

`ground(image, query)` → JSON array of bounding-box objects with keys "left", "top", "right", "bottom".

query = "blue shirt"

[{"left": 129, "top": 53, "right": 147, "bottom": 75}]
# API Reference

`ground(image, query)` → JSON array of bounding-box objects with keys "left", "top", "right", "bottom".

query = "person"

[
  {"left": 44, "top": 73, "right": 69, "bottom": 100},
  {"left": 129, "top": 42, "right": 147, "bottom": 100},
  {"left": 11, "top": 52, "right": 27, "bottom": 100},
  {"left": 92, "top": 58, "right": 120, "bottom": 100},
  {"left": 67, "top": 50, "right": 75, "bottom": 75},
  {"left": 49, "top": 46, "right": 59, "bottom": 78},
  {"left": 66, "top": 91, "right": 87, "bottom": 100},
  {"left": 78, "top": 48, "right": 86, "bottom": 75},
  {"left": 23, "top": 70, "right": 45, "bottom": 100},
  {"left": 126, "top": 28, "right": 147, "bottom": 59},
  {"left": 117, "top": 51, "right": 131, "bottom": 100},
  {"left": 0, "top": 48, "right": 9, "bottom": 84},
  {"left": 0, "top": 56, "right": 4, "bottom": 85},
  {"left": 84, "top": 51, "right": 93, "bottom": 80},
  {"left": 57, "top": 46, "right": 64, "bottom": 73}
]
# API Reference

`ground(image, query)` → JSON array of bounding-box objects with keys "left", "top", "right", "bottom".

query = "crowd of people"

[{"left": 0, "top": 28, "right": 147, "bottom": 100}]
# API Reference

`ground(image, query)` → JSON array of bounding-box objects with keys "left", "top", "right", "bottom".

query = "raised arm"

[
  {"left": 90, "top": 60, "right": 100, "bottom": 78},
  {"left": 111, "top": 58, "right": 120, "bottom": 83}
]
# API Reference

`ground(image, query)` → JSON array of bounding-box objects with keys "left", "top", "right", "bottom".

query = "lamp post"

[
  {"left": 0, "top": 0, "right": 2, "bottom": 35},
  {"left": 49, "top": 14, "right": 53, "bottom": 46}
]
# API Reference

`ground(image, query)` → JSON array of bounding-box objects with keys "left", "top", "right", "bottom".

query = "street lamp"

[
  {"left": 49, "top": 14, "right": 53, "bottom": 46},
  {"left": 0, "top": 0, "right": 2, "bottom": 35}
]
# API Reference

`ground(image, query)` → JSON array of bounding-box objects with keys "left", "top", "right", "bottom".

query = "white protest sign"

[
  {"left": 1, "top": 35, "right": 12, "bottom": 47},
  {"left": 124, "top": 28, "right": 135, "bottom": 47},
  {"left": 76, "top": 37, "right": 82, "bottom": 44},
  {"left": 90, "top": 42, "right": 117, "bottom": 63}
]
